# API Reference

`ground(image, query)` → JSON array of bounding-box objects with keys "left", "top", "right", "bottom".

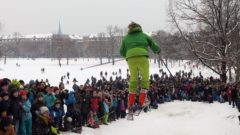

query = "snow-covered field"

[
  {"left": 1, "top": 58, "right": 239, "bottom": 135},
  {"left": 0, "top": 58, "right": 217, "bottom": 89},
  {"left": 62, "top": 101, "right": 240, "bottom": 135}
]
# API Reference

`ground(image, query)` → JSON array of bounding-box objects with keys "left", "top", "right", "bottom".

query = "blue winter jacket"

[
  {"left": 21, "top": 99, "right": 32, "bottom": 121},
  {"left": 44, "top": 94, "right": 56, "bottom": 108},
  {"left": 103, "top": 102, "right": 109, "bottom": 113},
  {"left": 49, "top": 107, "right": 64, "bottom": 126},
  {"left": 65, "top": 92, "right": 76, "bottom": 106},
  {"left": 112, "top": 98, "right": 118, "bottom": 108}
]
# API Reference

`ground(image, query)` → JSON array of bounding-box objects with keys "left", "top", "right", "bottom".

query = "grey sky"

[{"left": 0, "top": 0, "right": 169, "bottom": 35}]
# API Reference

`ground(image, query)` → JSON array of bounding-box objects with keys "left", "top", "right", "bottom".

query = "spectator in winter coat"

[
  {"left": 119, "top": 99, "right": 126, "bottom": 118},
  {"left": 111, "top": 95, "right": 118, "bottom": 120},
  {"left": 0, "top": 92, "right": 10, "bottom": 117},
  {"left": 49, "top": 100, "right": 64, "bottom": 129},
  {"left": 87, "top": 111, "right": 99, "bottom": 129},
  {"left": 231, "top": 86, "right": 238, "bottom": 108},
  {"left": 0, "top": 79, "right": 10, "bottom": 94},
  {"left": 90, "top": 96, "right": 100, "bottom": 112},
  {"left": 9, "top": 89, "right": 21, "bottom": 134},
  {"left": 33, "top": 106, "right": 59, "bottom": 135},
  {"left": 81, "top": 98, "right": 90, "bottom": 126},
  {"left": 63, "top": 91, "right": 82, "bottom": 133},
  {"left": 31, "top": 93, "right": 45, "bottom": 122},
  {"left": 226, "top": 86, "right": 232, "bottom": 105},
  {"left": 44, "top": 87, "right": 56, "bottom": 108},
  {"left": 0, "top": 116, "right": 15, "bottom": 135},
  {"left": 19, "top": 90, "right": 32, "bottom": 135},
  {"left": 102, "top": 98, "right": 109, "bottom": 125}
]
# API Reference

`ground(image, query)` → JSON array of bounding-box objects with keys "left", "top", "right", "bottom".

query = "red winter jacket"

[
  {"left": 91, "top": 98, "right": 99, "bottom": 111},
  {"left": 226, "top": 88, "right": 232, "bottom": 99}
]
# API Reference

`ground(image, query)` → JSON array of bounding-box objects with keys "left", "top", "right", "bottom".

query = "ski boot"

[{"left": 127, "top": 93, "right": 136, "bottom": 121}]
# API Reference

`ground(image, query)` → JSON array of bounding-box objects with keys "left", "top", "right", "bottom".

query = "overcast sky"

[{"left": 0, "top": 0, "right": 169, "bottom": 35}]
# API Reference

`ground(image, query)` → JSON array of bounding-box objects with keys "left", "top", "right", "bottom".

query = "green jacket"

[{"left": 120, "top": 27, "right": 160, "bottom": 59}]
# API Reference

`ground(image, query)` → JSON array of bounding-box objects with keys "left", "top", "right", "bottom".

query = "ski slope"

[{"left": 62, "top": 101, "right": 240, "bottom": 135}]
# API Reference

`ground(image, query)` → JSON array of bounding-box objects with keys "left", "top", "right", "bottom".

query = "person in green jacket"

[{"left": 120, "top": 22, "right": 160, "bottom": 111}]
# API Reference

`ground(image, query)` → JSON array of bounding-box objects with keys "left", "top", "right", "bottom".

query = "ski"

[
  {"left": 127, "top": 107, "right": 134, "bottom": 121},
  {"left": 134, "top": 101, "right": 150, "bottom": 116}
]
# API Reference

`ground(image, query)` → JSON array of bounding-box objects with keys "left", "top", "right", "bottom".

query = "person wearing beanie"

[
  {"left": 33, "top": 106, "right": 59, "bottom": 135},
  {"left": 19, "top": 90, "right": 32, "bottom": 135},
  {"left": 31, "top": 92, "right": 45, "bottom": 122},
  {"left": 44, "top": 87, "right": 56, "bottom": 108},
  {"left": 19, "top": 80, "right": 25, "bottom": 90},
  {"left": 10, "top": 80, "right": 20, "bottom": 90},
  {"left": 0, "top": 92, "right": 10, "bottom": 125},
  {"left": 9, "top": 89, "right": 21, "bottom": 135},
  {"left": 120, "top": 22, "right": 161, "bottom": 119},
  {"left": 49, "top": 100, "right": 64, "bottom": 131},
  {"left": 0, "top": 116, "right": 16, "bottom": 135},
  {"left": 0, "top": 79, "right": 9, "bottom": 94},
  {"left": 72, "top": 79, "right": 79, "bottom": 92},
  {"left": 39, "top": 106, "right": 49, "bottom": 115},
  {"left": 29, "top": 80, "right": 35, "bottom": 88},
  {"left": 27, "top": 80, "right": 37, "bottom": 104}
]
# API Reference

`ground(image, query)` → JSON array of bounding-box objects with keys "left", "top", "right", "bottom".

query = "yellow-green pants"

[{"left": 127, "top": 56, "right": 149, "bottom": 93}]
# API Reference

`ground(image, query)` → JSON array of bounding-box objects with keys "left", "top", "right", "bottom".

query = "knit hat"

[
  {"left": 67, "top": 117, "right": 72, "bottom": 122},
  {"left": 19, "top": 80, "right": 25, "bottom": 85},
  {"left": 0, "top": 79, "right": 9, "bottom": 87},
  {"left": 54, "top": 100, "right": 61, "bottom": 105},
  {"left": 19, "top": 90, "right": 28, "bottom": 96},
  {"left": 36, "top": 92, "right": 44, "bottom": 98},
  {"left": 11, "top": 80, "right": 21, "bottom": 89},
  {"left": 40, "top": 106, "right": 49, "bottom": 114},
  {"left": 29, "top": 80, "right": 35, "bottom": 87}
]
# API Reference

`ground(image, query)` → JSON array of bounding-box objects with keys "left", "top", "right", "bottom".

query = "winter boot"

[
  {"left": 134, "top": 89, "right": 150, "bottom": 116},
  {"left": 127, "top": 93, "right": 136, "bottom": 121},
  {"left": 139, "top": 89, "right": 148, "bottom": 107}
]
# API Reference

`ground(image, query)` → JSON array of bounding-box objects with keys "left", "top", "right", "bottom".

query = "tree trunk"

[
  {"left": 67, "top": 56, "right": 69, "bottom": 65},
  {"left": 112, "top": 56, "right": 115, "bottom": 65},
  {"left": 58, "top": 58, "right": 61, "bottom": 67},
  {"left": 100, "top": 56, "right": 103, "bottom": 65},
  {"left": 228, "top": 66, "right": 233, "bottom": 82},
  {"left": 158, "top": 58, "right": 160, "bottom": 68},
  {"left": 220, "top": 61, "right": 227, "bottom": 83},
  {"left": 235, "top": 67, "right": 240, "bottom": 82},
  {"left": 4, "top": 55, "right": 6, "bottom": 64}
]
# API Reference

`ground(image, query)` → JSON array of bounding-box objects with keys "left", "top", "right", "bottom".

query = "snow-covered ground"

[
  {"left": 62, "top": 101, "right": 240, "bottom": 135},
  {"left": 0, "top": 58, "right": 217, "bottom": 89},
  {"left": 0, "top": 58, "right": 239, "bottom": 135}
]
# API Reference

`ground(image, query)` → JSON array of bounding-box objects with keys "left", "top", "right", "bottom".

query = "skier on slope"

[{"left": 120, "top": 22, "right": 161, "bottom": 119}]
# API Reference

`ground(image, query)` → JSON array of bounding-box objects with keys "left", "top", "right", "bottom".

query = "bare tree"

[
  {"left": 106, "top": 25, "right": 126, "bottom": 65},
  {"left": 1, "top": 32, "right": 21, "bottom": 64},
  {"left": 97, "top": 32, "right": 106, "bottom": 65},
  {"left": 52, "top": 35, "right": 63, "bottom": 66},
  {"left": 169, "top": 0, "right": 240, "bottom": 82},
  {"left": 229, "top": 20, "right": 240, "bottom": 81}
]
